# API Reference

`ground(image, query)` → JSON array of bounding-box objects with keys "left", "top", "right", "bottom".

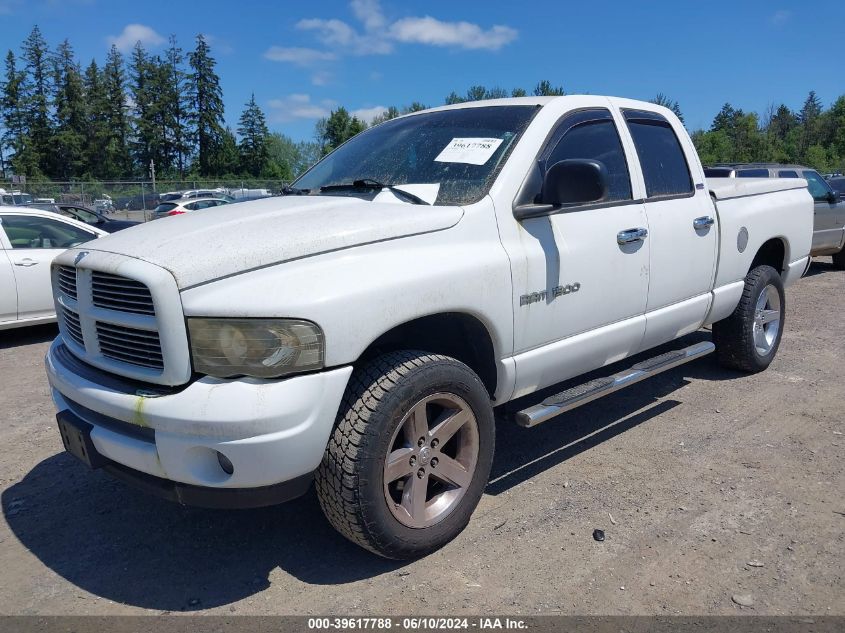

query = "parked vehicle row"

[{"left": 27, "top": 202, "right": 139, "bottom": 233}]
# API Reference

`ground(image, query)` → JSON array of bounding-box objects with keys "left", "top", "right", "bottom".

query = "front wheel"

[
  {"left": 713, "top": 264, "right": 785, "bottom": 373},
  {"left": 315, "top": 351, "right": 495, "bottom": 559}
]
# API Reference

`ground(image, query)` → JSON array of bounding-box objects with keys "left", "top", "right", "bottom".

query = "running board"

[{"left": 515, "top": 341, "right": 715, "bottom": 428}]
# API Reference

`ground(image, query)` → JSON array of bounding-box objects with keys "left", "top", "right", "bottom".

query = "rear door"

[
  {"left": 619, "top": 109, "right": 717, "bottom": 350},
  {"left": 0, "top": 213, "right": 98, "bottom": 319}
]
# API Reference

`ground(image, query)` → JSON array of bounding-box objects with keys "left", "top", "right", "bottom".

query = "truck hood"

[{"left": 84, "top": 195, "right": 464, "bottom": 288}]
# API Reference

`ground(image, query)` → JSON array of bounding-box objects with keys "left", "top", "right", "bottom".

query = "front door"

[
  {"left": 507, "top": 108, "right": 650, "bottom": 397},
  {"left": 0, "top": 245, "right": 17, "bottom": 323},
  {"left": 803, "top": 170, "right": 845, "bottom": 252}
]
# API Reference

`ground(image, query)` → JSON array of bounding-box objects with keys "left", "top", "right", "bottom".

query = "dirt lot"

[{"left": 0, "top": 260, "right": 842, "bottom": 616}]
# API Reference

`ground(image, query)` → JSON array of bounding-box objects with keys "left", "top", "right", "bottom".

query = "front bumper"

[{"left": 46, "top": 338, "right": 353, "bottom": 497}]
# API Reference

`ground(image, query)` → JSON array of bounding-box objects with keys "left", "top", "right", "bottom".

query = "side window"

[
  {"left": 541, "top": 109, "right": 632, "bottom": 203},
  {"left": 778, "top": 170, "right": 799, "bottom": 178},
  {"left": 736, "top": 169, "right": 770, "bottom": 178},
  {"left": 0, "top": 215, "right": 96, "bottom": 249},
  {"left": 802, "top": 170, "right": 833, "bottom": 200},
  {"left": 623, "top": 110, "right": 693, "bottom": 198},
  {"left": 184, "top": 202, "right": 199, "bottom": 211}
]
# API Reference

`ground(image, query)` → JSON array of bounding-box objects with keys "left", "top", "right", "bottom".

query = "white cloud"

[
  {"left": 311, "top": 71, "right": 333, "bottom": 86},
  {"left": 264, "top": 46, "right": 337, "bottom": 66},
  {"left": 769, "top": 10, "right": 791, "bottom": 25},
  {"left": 288, "top": 0, "right": 517, "bottom": 58},
  {"left": 297, "top": 16, "right": 393, "bottom": 55},
  {"left": 351, "top": 105, "right": 388, "bottom": 123},
  {"left": 389, "top": 17, "right": 517, "bottom": 50},
  {"left": 267, "top": 94, "right": 337, "bottom": 122},
  {"left": 201, "top": 33, "right": 234, "bottom": 55},
  {"left": 107, "top": 24, "right": 165, "bottom": 52},
  {"left": 351, "top": 0, "right": 387, "bottom": 31},
  {"left": 0, "top": 0, "right": 21, "bottom": 15}
]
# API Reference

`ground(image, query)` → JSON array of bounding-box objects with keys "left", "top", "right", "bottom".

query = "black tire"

[
  {"left": 315, "top": 351, "right": 495, "bottom": 559},
  {"left": 832, "top": 248, "right": 845, "bottom": 270},
  {"left": 713, "top": 265, "right": 785, "bottom": 373}
]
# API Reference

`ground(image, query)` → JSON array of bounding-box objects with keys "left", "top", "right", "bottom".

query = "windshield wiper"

[
  {"left": 282, "top": 185, "right": 310, "bottom": 195},
  {"left": 319, "top": 179, "right": 431, "bottom": 205}
]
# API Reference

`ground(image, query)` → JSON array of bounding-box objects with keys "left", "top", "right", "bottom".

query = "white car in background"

[
  {"left": 153, "top": 197, "right": 231, "bottom": 218},
  {"left": 0, "top": 207, "right": 107, "bottom": 330}
]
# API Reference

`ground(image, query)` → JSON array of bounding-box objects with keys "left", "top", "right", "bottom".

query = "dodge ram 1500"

[{"left": 46, "top": 96, "right": 813, "bottom": 558}]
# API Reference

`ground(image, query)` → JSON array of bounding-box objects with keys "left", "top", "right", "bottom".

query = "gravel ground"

[{"left": 0, "top": 259, "right": 842, "bottom": 616}]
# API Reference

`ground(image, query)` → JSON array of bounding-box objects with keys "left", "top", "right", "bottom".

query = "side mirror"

[
  {"left": 826, "top": 190, "right": 837, "bottom": 204},
  {"left": 541, "top": 159, "right": 608, "bottom": 206}
]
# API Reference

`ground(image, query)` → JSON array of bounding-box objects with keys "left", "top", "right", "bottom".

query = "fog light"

[{"left": 216, "top": 451, "right": 234, "bottom": 475}]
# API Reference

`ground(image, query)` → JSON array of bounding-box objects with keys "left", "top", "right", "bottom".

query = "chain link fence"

[{"left": 1, "top": 179, "right": 291, "bottom": 220}]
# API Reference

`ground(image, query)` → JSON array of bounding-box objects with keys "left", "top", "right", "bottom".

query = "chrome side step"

[{"left": 515, "top": 341, "right": 715, "bottom": 428}]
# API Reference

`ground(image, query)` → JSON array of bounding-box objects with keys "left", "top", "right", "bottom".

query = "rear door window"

[
  {"left": 623, "top": 110, "right": 693, "bottom": 198},
  {"left": 777, "top": 170, "right": 799, "bottom": 178},
  {"left": 736, "top": 169, "right": 770, "bottom": 178}
]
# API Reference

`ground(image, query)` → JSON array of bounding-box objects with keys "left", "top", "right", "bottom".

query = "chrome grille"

[
  {"left": 61, "top": 308, "right": 85, "bottom": 347},
  {"left": 57, "top": 266, "right": 77, "bottom": 300},
  {"left": 91, "top": 271, "right": 155, "bottom": 315},
  {"left": 96, "top": 322, "right": 164, "bottom": 370}
]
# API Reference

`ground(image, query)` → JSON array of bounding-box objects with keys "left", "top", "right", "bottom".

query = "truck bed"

[
  {"left": 708, "top": 177, "right": 813, "bottom": 291},
  {"left": 707, "top": 176, "right": 808, "bottom": 200}
]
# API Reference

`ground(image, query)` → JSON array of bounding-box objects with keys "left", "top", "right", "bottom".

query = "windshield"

[
  {"left": 63, "top": 207, "right": 99, "bottom": 224},
  {"left": 293, "top": 105, "right": 539, "bottom": 206}
]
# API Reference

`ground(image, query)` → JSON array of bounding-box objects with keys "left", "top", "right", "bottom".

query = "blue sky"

[{"left": 2, "top": 0, "right": 843, "bottom": 142}]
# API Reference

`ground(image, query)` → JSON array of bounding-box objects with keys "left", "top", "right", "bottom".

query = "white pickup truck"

[{"left": 46, "top": 96, "right": 812, "bottom": 559}]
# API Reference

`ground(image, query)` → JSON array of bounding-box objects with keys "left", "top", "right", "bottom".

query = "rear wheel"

[
  {"left": 713, "top": 265, "right": 785, "bottom": 373},
  {"left": 315, "top": 351, "right": 495, "bottom": 559}
]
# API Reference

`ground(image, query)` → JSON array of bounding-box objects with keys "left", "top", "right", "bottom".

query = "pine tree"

[
  {"left": 237, "top": 93, "right": 270, "bottom": 176},
  {"left": 129, "top": 42, "right": 156, "bottom": 176},
  {"left": 769, "top": 104, "right": 796, "bottom": 140},
  {"left": 164, "top": 35, "right": 190, "bottom": 177},
  {"left": 651, "top": 93, "right": 685, "bottom": 124},
  {"left": 214, "top": 126, "right": 240, "bottom": 176},
  {"left": 82, "top": 59, "right": 110, "bottom": 178},
  {"left": 316, "top": 107, "right": 367, "bottom": 156},
  {"left": 20, "top": 25, "right": 52, "bottom": 176},
  {"left": 798, "top": 90, "right": 823, "bottom": 156},
  {"left": 102, "top": 45, "right": 131, "bottom": 177},
  {"left": 1, "top": 50, "right": 34, "bottom": 175},
  {"left": 711, "top": 103, "right": 737, "bottom": 132},
  {"left": 533, "top": 80, "right": 564, "bottom": 96},
  {"left": 51, "top": 40, "right": 87, "bottom": 179},
  {"left": 187, "top": 34, "right": 225, "bottom": 176}
]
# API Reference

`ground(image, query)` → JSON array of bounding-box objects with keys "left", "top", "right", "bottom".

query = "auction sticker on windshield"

[{"left": 434, "top": 137, "right": 504, "bottom": 165}]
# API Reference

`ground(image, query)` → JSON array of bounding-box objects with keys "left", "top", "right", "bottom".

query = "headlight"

[{"left": 187, "top": 318, "right": 324, "bottom": 378}]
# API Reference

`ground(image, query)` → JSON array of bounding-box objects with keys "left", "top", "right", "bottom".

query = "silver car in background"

[{"left": 704, "top": 163, "right": 845, "bottom": 267}]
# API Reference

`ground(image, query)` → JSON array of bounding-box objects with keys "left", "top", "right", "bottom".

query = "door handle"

[
  {"left": 693, "top": 216, "right": 715, "bottom": 230},
  {"left": 617, "top": 227, "right": 648, "bottom": 244},
  {"left": 13, "top": 258, "right": 38, "bottom": 267}
]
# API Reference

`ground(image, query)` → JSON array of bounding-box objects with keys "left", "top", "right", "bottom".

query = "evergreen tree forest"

[{"left": 2, "top": 26, "right": 844, "bottom": 184}]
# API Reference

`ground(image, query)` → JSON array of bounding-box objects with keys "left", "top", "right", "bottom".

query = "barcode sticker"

[{"left": 434, "top": 137, "right": 504, "bottom": 166}]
